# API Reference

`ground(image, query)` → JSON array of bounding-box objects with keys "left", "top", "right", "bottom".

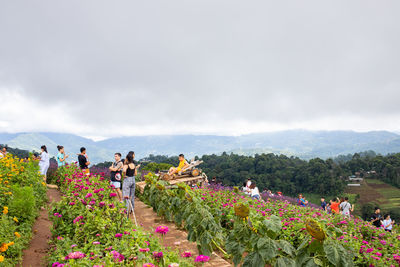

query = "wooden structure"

[
  {"left": 136, "top": 159, "right": 208, "bottom": 194},
  {"left": 136, "top": 175, "right": 207, "bottom": 194}
]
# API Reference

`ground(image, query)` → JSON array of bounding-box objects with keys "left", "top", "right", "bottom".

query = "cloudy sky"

[{"left": 0, "top": 1, "right": 399, "bottom": 140}]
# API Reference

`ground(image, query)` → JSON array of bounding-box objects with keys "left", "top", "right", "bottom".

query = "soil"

[
  {"left": 20, "top": 188, "right": 62, "bottom": 267},
  {"left": 133, "top": 198, "right": 231, "bottom": 267}
]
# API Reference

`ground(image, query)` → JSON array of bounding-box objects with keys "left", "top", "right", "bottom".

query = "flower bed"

[
  {"left": 0, "top": 154, "right": 47, "bottom": 265},
  {"left": 49, "top": 164, "right": 194, "bottom": 267},
  {"left": 141, "top": 173, "right": 400, "bottom": 266}
]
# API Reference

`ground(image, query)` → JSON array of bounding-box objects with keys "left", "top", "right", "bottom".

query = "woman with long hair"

[
  {"left": 122, "top": 151, "right": 140, "bottom": 213},
  {"left": 38, "top": 145, "right": 50, "bottom": 182},
  {"left": 56, "top": 145, "right": 69, "bottom": 167}
]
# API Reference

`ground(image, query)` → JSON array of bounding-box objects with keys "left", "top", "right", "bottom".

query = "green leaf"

[
  {"left": 262, "top": 215, "right": 282, "bottom": 236},
  {"left": 313, "top": 258, "right": 323, "bottom": 266},
  {"left": 296, "top": 236, "right": 310, "bottom": 252},
  {"left": 277, "top": 240, "right": 295, "bottom": 257},
  {"left": 258, "top": 237, "right": 278, "bottom": 262},
  {"left": 323, "top": 240, "right": 340, "bottom": 266},
  {"left": 243, "top": 252, "right": 264, "bottom": 267},
  {"left": 274, "top": 257, "right": 296, "bottom": 267},
  {"left": 304, "top": 258, "right": 319, "bottom": 267}
]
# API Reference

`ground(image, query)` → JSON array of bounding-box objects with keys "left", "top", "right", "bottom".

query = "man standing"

[
  {"left": 78, "top": 147, "right": 90, "bottom": 174},
  {"left": 371, "top": 207, "right": 383, "bottom": 228},
  {"left": 339, "top": 197, "right": 353, "bottom": 218}
]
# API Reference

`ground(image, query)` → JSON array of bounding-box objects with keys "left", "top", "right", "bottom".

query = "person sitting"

[
  {"left": 249, "top": 182, "right": 260, "bottom": 200},
  {"left": 168, "top": 154, "right": 189, "bottom": 176}
]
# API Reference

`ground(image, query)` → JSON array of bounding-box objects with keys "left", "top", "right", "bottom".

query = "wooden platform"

[{"left": 137, "top": 176, "right": 205, "bottom": 194}]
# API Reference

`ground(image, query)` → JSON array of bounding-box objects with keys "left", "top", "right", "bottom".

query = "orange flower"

[
  {"left": 15, "top": 232, "right": 21, "bottom": 238},
  {"left": 0, "top": 243, "right": 8, "bottom": 252},
  {"left": 2, "top": 206, "right": 8, "bottom": 215},
  {"left": 0, "top": 255, "right": 4, "bottom": 262}
]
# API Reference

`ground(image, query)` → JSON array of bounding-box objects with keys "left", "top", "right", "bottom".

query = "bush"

[{"left": 8, "top": 186, "right": 36, "bottom": 224}]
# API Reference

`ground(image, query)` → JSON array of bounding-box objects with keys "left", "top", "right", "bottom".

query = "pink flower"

[
  {"left": 139, "top": 248, "right": 150, "bottom": 252},
  {"left": 181, "top": 251, "right": 192, "bottom": 257},
  {"left": 110, "top": 192, "right": 117, "bottom": 197},
  {"left": 92, "top": 241, "right": 100, "bottom": 245},
  {"left": 66, "top": 251, "right": 86, "bottom": 259},
  {"left": 153, "top": 251, "right": 163, "bottom": 259},
  {"left": 195, "top": 255, "right": 210, "bottom": 262},
  {"left": 57, "top": 236, "right": 63, "bottom": 240},
  {"left": 143, "top": 264, "right": 155, "bottom": 267},
  {"left": 115, "top": 233, "right": 123, "bottom": 238},
  {"left": 155, "top": 225, "right": 169, "bottom": 235}
]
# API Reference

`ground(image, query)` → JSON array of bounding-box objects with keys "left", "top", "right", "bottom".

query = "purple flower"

[
  {"left": 115, "top": 233, "right": 123, "bottom": 238},
  {"left": 85, "top": 193, "right": 93, "bottom": 198},
  {"left": 153, "top": 251, "right": 163, "bottom": 259}
]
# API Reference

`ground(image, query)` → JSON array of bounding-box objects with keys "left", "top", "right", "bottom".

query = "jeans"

[
  {"left": 252, "top": 194, "right": 260, "bottom": 200},
  {"left": 122, "top": 176, "right": 135, "bottom": 211}
]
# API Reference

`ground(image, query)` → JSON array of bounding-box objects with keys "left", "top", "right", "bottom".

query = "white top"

[
  {"left": 382, "top": 219, "right": 393, "bottom": 230},
  {"left": 251, "top": 187, "right": 260, "bottom": 196},
  {"left": 246, "top": 180, "right": 252, "bottom": 187},
  {"left": 39, "top": 151, "right": 50, "bottom": 165},
  {"left": 340, "top": 201, "right": 351, "bottom": 215}
]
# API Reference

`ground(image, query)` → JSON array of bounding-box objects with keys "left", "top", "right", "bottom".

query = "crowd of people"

[{"left": 27, "top": 145, "right": 141, "bottom": 213}]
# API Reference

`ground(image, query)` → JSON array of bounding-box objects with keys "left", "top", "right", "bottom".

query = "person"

[
  {"left": 168, "top": 154, "right": 189, "bottom": 176},
  {"left": 249, "top": 182, "right": 260, "bottom": 200},
  {"left": 38, "top": 145, "right": 50, "bottom": 182},
  {"left": 122, "top": 151, "right": 140, "bottom": 212},
  {"left": 339, "top": 197, "right": 353, "bottom": 218},
  {"left": 56, "top": 145, "right": 68, "bottom": 167},
  {"left": 246, "top": 178, "right": 252, "bottom": 188},
  {"left": 242, "top": 182, "right": 250, "bottom": 195},
  {"left": 0, "top": 146, "right": 8, "bottom": 158},
  {"left": 277, "top": 191, "right": 282, "bottom": 196},
  {"left": 298, "top": 194, "right": 308, "bottom": 207},
  {"left": 370, "top": 207, "right": 383, "bottom": 228},
  {"left": 78, "top": 147, "right": 90, "bottom": 174},
  {"left": 381, "top": 214, "right": 395, "bottom": 232},
  {"left": 109, "top": 153, "right": 123, "bottom": 201},
  {"left": 321, "top": 197, "right": 327, "bottom": 211},
  {"left": 330, "top": 198, "right": 340, "bottom": 214}
]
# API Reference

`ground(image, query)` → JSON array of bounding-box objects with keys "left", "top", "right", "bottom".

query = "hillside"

[{"left": 1, "top": 130, "right": 400, "bottom": 163}]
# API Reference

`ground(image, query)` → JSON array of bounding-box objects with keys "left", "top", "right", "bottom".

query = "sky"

[{"left": 0, "top": 0, "right": 399, "bottom": 140}]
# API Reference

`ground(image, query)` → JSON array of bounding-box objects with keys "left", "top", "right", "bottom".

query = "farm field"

[{"left": 345, "top": 179, "right": 400, "bottom": 213}]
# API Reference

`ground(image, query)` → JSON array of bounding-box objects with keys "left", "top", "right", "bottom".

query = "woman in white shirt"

[
  {"left": 249, "top": 182, "right": 260, "bottom": 200},
  {"left": 38, "top": 145, "right": 50, "bottom": 182},
  {"left": 382, "top": 214, "right": 395, "bottom": 232}
]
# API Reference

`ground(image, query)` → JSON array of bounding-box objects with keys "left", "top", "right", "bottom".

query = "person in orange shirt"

[
  {"left": 330, "top": 198, "right": 340, "bottom": 214},
  {"left": 168, "top": 154, "right": 189, "bottom": 176}
]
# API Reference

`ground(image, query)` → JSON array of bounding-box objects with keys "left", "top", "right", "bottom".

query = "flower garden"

[
  {"left": 48, "top": 164, "right": 195, "bottom": 267},
  {"left": 141, "top": 174, "right": 400, "bottom": 266},
  {"left": 0, "top": 154, "right": 47, "bottom": 265}
]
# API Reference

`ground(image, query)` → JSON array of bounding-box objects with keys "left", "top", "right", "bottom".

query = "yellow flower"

[
  {"left": 15, "top": 232, "right": 21, "bottom": 238},
  {"left": 42, "top": 182, "right": 46, "bottom": 186},
  {"left": 234, "top": 203, "right": 250, "bottom": 218},
  {"left": 6, "top": 242, "right": 14, "bottom": 246},
  {"left": 0, "top": 255, "right": 4, "bottom": 262},
  {"left": 2, "top": 206, "right": 8, "bottom": 215},
  {"left": 13, "top": 217, "right": 18, "bottom": 223}
]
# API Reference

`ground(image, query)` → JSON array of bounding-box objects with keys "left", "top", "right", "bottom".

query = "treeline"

[{"left": 144, "top": 153, "right": 348, "bottom": 196}]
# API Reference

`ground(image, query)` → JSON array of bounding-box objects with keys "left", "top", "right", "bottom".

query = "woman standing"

[
  {"left": 56, "top": 145, "right": 68, "bottom": 167},
  {"left": 38, "top": 145, "right": 50, "bottom": 182},
  {"left": 122, "top": 151, "right": 140, "bottom": 213}
]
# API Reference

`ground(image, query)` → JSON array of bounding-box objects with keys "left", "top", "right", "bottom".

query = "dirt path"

[
  {"left": 133, "top": 198, "right": 231, "bottom": 267},
  {"left": 20, "top": 188, "right": 62, "bottom": 267}
]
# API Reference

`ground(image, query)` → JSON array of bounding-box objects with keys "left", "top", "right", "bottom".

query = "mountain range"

[{"left": 1, "top": 130, "right": 400, "bottom": 164}]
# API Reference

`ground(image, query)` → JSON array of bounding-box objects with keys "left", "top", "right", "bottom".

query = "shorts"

[{"left": 110, "top": 181, "right": 121, "bottom": 188}]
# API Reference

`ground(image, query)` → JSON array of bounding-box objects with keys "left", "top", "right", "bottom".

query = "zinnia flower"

[
  {"left": 195, "top": 255, "right": 210, "bottom": 262},
  {"left": 155, "top": 225, "right": 169, "bottom": 235}
]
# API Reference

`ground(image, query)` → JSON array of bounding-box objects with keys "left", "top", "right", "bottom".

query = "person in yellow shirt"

[{"left": 168, "top": 154, "right": 189, "bottom": 176}]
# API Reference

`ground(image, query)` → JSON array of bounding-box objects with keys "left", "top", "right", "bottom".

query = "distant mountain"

[{"left": 1, "top": 130, "right": 400, "bottom": 163}]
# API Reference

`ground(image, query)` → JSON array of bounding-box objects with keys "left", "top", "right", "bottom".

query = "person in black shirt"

[
  {"left": 78, "top": 147, "right": 90, "bottom": 174},
  {"left": 370, "top": 207, "right": 382, "bottom": 228}
]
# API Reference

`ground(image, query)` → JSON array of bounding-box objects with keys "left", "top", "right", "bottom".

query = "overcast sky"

[{"left": 0, "top": 1, "right": 399, "bottom": 140}]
